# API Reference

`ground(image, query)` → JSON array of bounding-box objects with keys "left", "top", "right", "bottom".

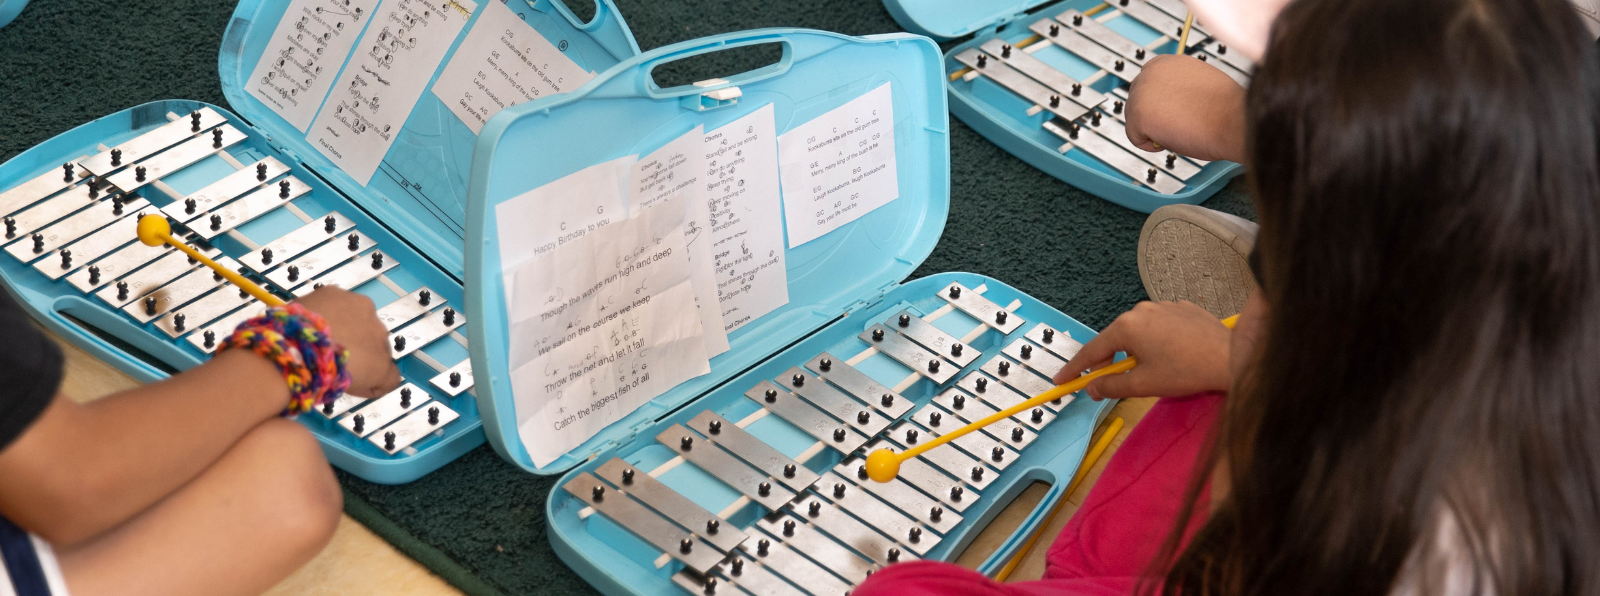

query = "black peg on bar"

[
  {"left": 680, "top": 435, "right": 693, "bottom": 450},
  {"left": 928, "top": 359, "right": 941, "bottom": 373},
  {"left": 782, "top": 519, "right": 795, "bottom": 536},
  {"left": 1068, "top": 122, "right": 1080, "bottom": 139},
  {"left": 212, "top": 128, "right": 224, "bottom": 148},
  {"left": 1049, "top": 95, "right": 1061, "bottom": 109},
  {"left": 173, "top": 313, "right": 186, "bottom": 331},
  {"left": 210, "top": 214, "right": 222, "bottom": 231},
  {"left": 116, "top": 281, "right": 130, "bottom": 301},
  {"left": 992, "top": 446, "right": 1006, "bottom": 462},
  {"left": 1012, "top": 427, "right": 1025, "bottom": 442},
  {"left": 808, "top": 501, "right": 821, "bottom": 516},
  {"left": 591, "top": 484, "right": 604, "bottom": 501},
  {"left": 384, "top": 431, "right": 396, "bottom": 451},
  {"left": 1043, "top": 328, "right": 1055, "bottom": 342},
  {"left": 951, "top": 486, "right": 964, "bottom": 501},
  {"left": 322, "top": 400, "right": 333, "bottom": 415},
  {"left": 1072, "top": 13, "right": 1083, "bottom": 25},
  {"left": 1049, "top": 23, "right": 1060, "bottom": 36},
  {"left": 1147, "top": 167, "right": 1159, "bottom": 183},
  {"left": 857, "top": 410, "right": 870, "bottom": 424},
  {"left": 135, "top": 165, "right": 147, "bottom": 182},
  {"left": 999, "top": 360, "right": 1011, "bottom": 375},
  {"left": 996, "top": 310, "right": 1008, "bottom": 324},
  {"left": 972, "top": 466, "right": 984, "bottom": 481},
  {"left": 757, "top": 538, "right": 770, "bottom": 556},
  {"left": 3, "top": 217, "right": 14, "bottom": 238},
  {"left": 1033, "top": 408, "right": 1045, "bottom": 423},
  {"left": 976, "top": 53, "right": 987, "bottom": 68},
  {"left": 709, "top": 419, "right": 722, "bottom": 434},
  {"left": 287, "top": 265, "right": 300, "bottom": 282},
  {"left": 929, "top": 411, "right": 942, "bottom": 426},
  {"left": 393, "top": 335, "right": 406, "bottom": 352},
  {"left": 871, "top": 328, "right": 884, "bottom": 341},
  {"left": 705, "top": 519, "right": 719, "bottom": 534},
  {"left": 324, "top": 215, "right": 337, "bottom": 233},
  {"left": 730, "top": 558, "right": 743, "bottom": 576},
  {"left": 898, "top": 313, "right": 910, "bottom": 327},
  {"left": 764, "top": 388, "right": 777, "bottom": 402},
  {"left": 190, "top": 111, "right": 202, "bottom": 131},
  {"left": 1167, "top": 154, "right": 1178, "bottom": 168},
  {"left": 348, "top": 233, "right": 360, "bottom": 251},
  {"left": 887, "top": 548, "right": 901, "bottom": 563},
  {"left": 1198, "top": 54, "right": 1208, "bottom": 62},
  {"left": 930, "top": 506, "right": 943, "bottom": 522},
  {"left": 399, "top": 387, "right": 411, "bottom": 408},
  {"left": 239, "top": 287, "right": 249, "bottom": 299},
  {"left": 758, "top": 481, "right": 771, "bottom": 497},
  {"left": 833, "top": 428, "right": 847, "bottom": 442},
  {"left": 1021, "top": 344, "right": 1033, "bottom": 359},
  {"left": 184, "top": 197, "right": 197, "bottom": 214},
  {"left": 1091, "top": 111, "right": 1102, "bottom": 126},
  {"left": 427, "top": 406, "right": 439, "bottom": 425},
  {"left": 1114, "top": 100, "right": 1125, "bottom": 114},
  {"left": 261, "top": 247, "right": 273, "bottom": 264},
  {"left": 88, "top": 265, "right": 100, "bottom": 285},
  {"left": 256, "top": 162, "right": 268, "bottom": 180},
  {"left": 1071, "top": 82, "right": 1082, "bottom": 96},
  {"left": 783, "top": 463, "right": 795, "bottom": 478},
  {"left": 905, "top": 428, "right": 919, "bottom": 444},
  {"left": 952, "top": 393, "right": 966, "bottom": 409},
  {"left": 621, "top": 468, "right": 634, "bottom": 484},
  {"left": 31, "top": 233, "right": 43, "bottom": 253},
  {"left": 87, "top": 183, "right": 99, "bottom": 199},
  {"left": 951, "top": 343, "right": 964, "bottom": 357},
  {"left": 279, "top": 179, "right": 291, "bottom": 198},
  {"left": 909, "top": 527, "right": 922, "bottom": 543},
  {"left": 1000, "top": 44, "right": 1012, "bottom": 58},
  {"left": 110, "top": 149, "right": 122, "bottom": 166},
  {"left": 371, "top": 252, "right": 383, "bottom": 269},
  {"left": 111, "top": 194, "right": 126, "bottom": 213},
  {"left": 1137, "top": 48, "right": 1147, "bottom": 60},
  {"left": 819, "top": 357, "right": 832, "bottom": 371},
  {"left": 704, "top": 578, "right": 717, "bottom": 595},
  {"left": 858, "top": 465, "right": 869, "bottom": 480},
  {"left": 679, "top": 538, "right": 693, "bottom": 554},
  {"left": 881, "top": 393, "right": 894, "bottom": 407},
  {"left": 62, "top": 163, "right": 75, "bottom": 181},
  {"left": 58, "top": 249, "right": 71, "bottom": 269},
  {"left": 976, "top": 377, "right": 988, "bottom": 392},
  {"left": 949, "top": 285, "right": 961, "bottom": 299},
  {"left": 353, "top": 414, "right": 365, "bottom": 433},
  {"left": 449, "top": 371, "right": 462, "bottom": 387},
  {"left": 790, "top": 373, "right": 804, "bottom": 387},
  {"left": 418, "top": 289, "right": 431, "bottom": 305}
]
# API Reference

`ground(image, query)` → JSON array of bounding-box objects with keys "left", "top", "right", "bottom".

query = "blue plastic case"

[
  {"left": 463, "top": 29, "right": 1115, "bottom": 594},
  {"left": 884, "top": 0, "right": 1244, "bottom": 213},
  {"left": 0, "top": 0, "right": 638, "bottom": 484}
]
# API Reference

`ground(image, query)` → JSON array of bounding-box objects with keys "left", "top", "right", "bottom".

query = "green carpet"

[{"left": 0, "top": 0, "right": 1252, "bottom": 593}]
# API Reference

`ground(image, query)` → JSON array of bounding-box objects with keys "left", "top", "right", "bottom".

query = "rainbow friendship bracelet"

[{"left": 219, "top": 303, "right": 352, "bottom": 416}]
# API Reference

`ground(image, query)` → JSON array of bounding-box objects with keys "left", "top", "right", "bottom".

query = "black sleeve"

[{"left": 0, "top": 289, "right": 63, "bottom": 452}]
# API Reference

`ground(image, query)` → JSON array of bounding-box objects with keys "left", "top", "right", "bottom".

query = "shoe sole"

[{"left": 1137, "top": 204, "right": 1258, "bottom": 318}]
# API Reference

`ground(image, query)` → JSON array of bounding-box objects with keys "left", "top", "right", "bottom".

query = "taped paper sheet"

[
  {"left": 246, "top": 0, "right": 380, "bottom": 131},
  {"left": 430, "top": 0, "right": 595, "bottom": 134},
  {"left": 778, "top": 82, "right": 899, "bottom": 247},
  {"left": 704, "top": 104, "right": 789, "bottom": 334},
  {"left": 631, "top": 126, "right": 729, "bottom": 357},
  {"left": 494, "top": 154, "right": 631, "bottom": 285},
  {"left": 308, "top": 0, "right": 479, "bottom": 184},
  {"left": 506, "top": 196, "right": 710, "bottom": 467}
]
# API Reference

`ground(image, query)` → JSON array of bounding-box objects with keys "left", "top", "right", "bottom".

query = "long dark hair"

[{"left": 1158, "top": 0, "right": 1600, "bottom": 594}]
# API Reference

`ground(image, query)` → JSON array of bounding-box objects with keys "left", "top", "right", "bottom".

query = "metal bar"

[
  {"left": 428, "top": 359, "right": 474, "bottom": 396},
  {"left": 953, "top": 49, "right": 1094, "bottom": 124},
  {"left": 343, "top": 385, "right": 433, "bottom": 439},
  {"left": 30, "top": 201, "right": 151, "bottom": 279},
  {"left": 369, "top": 400, "right": 459, "bottom": 454},
  {"left": 864, "top": 439, "right": 986, "bottom": 504},
  {"left": 68, "top": 242, "right": 165, "bottom": 293},
  {"left": 102, "top": 124, "right": 247, "bottom": 192},
  {"left": 236, "top": 212, "right": 355, "bottom": 273},
  {"left": 711, "top": 555, "right": 811, "bottom": 596},
  {"left": 811, "top": 472, "right": 937, "bottom": 551},
  {"left": 857, "top": 324, "right": 955, "bottom": 384},
  {"left": 803, "top": 353, "right": 912, "bottom": 419},
  {"left": 962, "top": 368, "right": 1063, "bottom": 416},
  {"left": 1003, "top": 338, "right": 1069, "bottom": 379},
  {"left": 1028, "top": 20, "right": 1143, "bottom": 82},
  {"left": 562, "top": 472, "right": 724, "bottom": 574},
  {"left": 3, "top": 183, "right": 99, "bottom": 243},
  {"left": 596, "top": 459, "right": 749, "bottom": 554},
  {"left": 886, "top": 309, "right": 978, "bottom": 368},
  {"left": 687, "top": 411, "right": 820, "bottom": 493},
  {"left": 264, "top": 230, "right": 367, "bottom": 288},
  {"left": 883, "top": 429, "right": 997, "bottom": 492},
  {"left": 833, "top": 457, "right": 961, "bottom": 534},
  {"left": 779, "top": 368, "right": 892, "bottom": 437},
  {"left": 0, "top": 163, "right": 81, "bottom": 219},
  {"left": 1197, "top": 49, "right": 1252, "bottom": 87},
  {"left": 92, "top": 245, "right": 215, "bottom": 306},
  {"left": 1199, "top": 38, "right": 1254, "bottom": 75},
  {"left": 190, "top": 176, "right": 311, "bottom": 240},
  {"left": 375, "top": 287, "right": 437, "bottom": 331},
  {"left": 790, "top": 493, "right": 925, "bottom": 561},
  {"left": 153, "top": 287, "right": 253, "bottom": 338},
  {"left": 1082, "top": 114, "right": 1204, "bottom": 180},
  {"left": 1026, "top": 322, "right": 1085, "bottom": 361},
  {"left": 1044, "top": 120, "right": 1188, "bottom": 194},
  {"left": 747, "top": 527, "right": 867, "bottom": 591},
  {"left": 162, "top": 157, "right": 290, "bottom": 223},
  {"left": 389, "top": 306, "right": 465, "bottom": 359},
  {"left": 914, "top": 396, "right": 1038, "bottom": 450},
  {"left": 977, "top": 39, "right": 1104, "bottom": 111},
  {"left": 119, "top": 256, "right": 241, "bottom": 322},
  {"left": 1056, "top": 9, "right": 1154, "bottom": 63},
  {"left": 78, "top": 107, "right": 227, "bottom": 175},
  {"left": 891, "top": 417, "right": 1017, "bottom": 473},
  {"left": 1113, "top": 1, "right": 1206, "bottom": 49},
  {"left": 944, "top": 380, "right": 1055, "bottom": 431},
  {"left": 744, "top": 382, "right": 868, "bottom": 453},
  {"left": 658, "top": 424, "right": 797, "bottom": 511},
  {"left": 185, "top": 302, "right": 264, "bottom": 352},
  {"left": 315, "top": 393, "right": 369, "bottom": 419},
  {"left": 6, "top": 197, "right": 149, "bottom": 263},
  {"left": 937, "top": 282, "right": 1024, "bottom": 334},
  {"left": 293, "top": 249, "right": 395, "bottom": 296},
  {"left": 980, "top": 355, "right": 1063, "bottom": 400}
]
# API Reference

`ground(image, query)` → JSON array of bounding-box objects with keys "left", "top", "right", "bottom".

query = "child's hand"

[
  {"left": 296, "top": 287, "right": 403, "bottom": 399},
  {"left": 1124, "top": 55, "right": 1248, "bottom": 163},
  {"left": 1053, "top": 301, "right": 1232, "bottom": 400}
]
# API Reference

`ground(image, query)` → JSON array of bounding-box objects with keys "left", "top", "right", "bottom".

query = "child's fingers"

[
  {"left": 1085, "top": 369, "right": 1141, "bottom": 400},
  {"left": 1055, "top": 329, "right": 1125, "bottom": 384}
]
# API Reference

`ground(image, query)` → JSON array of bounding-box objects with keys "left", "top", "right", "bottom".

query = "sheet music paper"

[
  {"left": 505, "top": 195, "right": 709, "bottom": 467},
  {"left": 307, "top": 0, "right": 479, "bottom": 184},
  {"left": 430, "top": 0, "right": 595, "bottom": 134},
  {"left": 246, "top": 0, "right": 381, "bottom": 131},
  {"left": 778, "top": 82, "right": 899, "bottom": 247},
  {"left": 631, "top": 126, "right": 730, "bottom": 357},
  {"left": 703, "top": 104, "right": 789, "bottom": 334}
]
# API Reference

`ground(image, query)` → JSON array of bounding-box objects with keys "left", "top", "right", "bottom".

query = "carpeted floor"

[{"left": 0, "top": 0, "right": 1252, "bottom": 593}]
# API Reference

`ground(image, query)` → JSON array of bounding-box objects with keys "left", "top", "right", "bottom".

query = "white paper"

[
  {"left": 429, "top": 0, "right": 595, "bottom": 134},
  {"left": 507, "top": 196, "right": 710, "bottom": 467},
  {"left": 246, "top": 0, "right": 381, "bottom": 132},
  {"left": 494, "top": 155, "right": 632, "bottom": 287},
  {"left": 631, "top": 126, "right": 729, "bottom": 357},
  {"left": 778, "top": 82, "right": 899, "bottom": 248},
  {"left": 704, "top": 104, "right": 790, "bottom": 334},
  {"left": 307, "top": 0, "right": 479, "bottom": 184}
]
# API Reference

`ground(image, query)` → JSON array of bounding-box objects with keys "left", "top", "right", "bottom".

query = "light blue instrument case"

[
  {"left": 883, "top": 0, "right": 1246, "bottom": 213},
  {"left": 463, "top": 29, "right": 1116, "bottom": 594},
  {"left": 0, "top": 0, "right": 638, "bottom": 484}
]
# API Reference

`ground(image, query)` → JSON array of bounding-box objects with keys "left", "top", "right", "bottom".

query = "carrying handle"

[
  {"left": 638, "top": 34, "right": 796, "bottom": 99},
  {"left": 45, "top": 295, "right": 200, "bottom": 383},
  {"left": 537, "top": 0, "right": 602, "bottom": 29}
]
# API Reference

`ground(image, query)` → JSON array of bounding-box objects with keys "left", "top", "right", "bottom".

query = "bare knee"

[{"left": 234, "top": 419, "right": 343, "bottom": 554}]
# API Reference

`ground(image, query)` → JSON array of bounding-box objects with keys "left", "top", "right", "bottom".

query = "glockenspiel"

[{"left": 885, "top": 0, "right": 1252, "bottom": 213}]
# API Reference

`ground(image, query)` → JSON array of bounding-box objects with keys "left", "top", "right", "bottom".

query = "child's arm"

[
  {"left": 1124, "top": 55, "right": 1249, "bottom": 164},
  {"left": 0, "top": 288, "right": 398, "bottom": 546},
  {"left": 1053, "top": 300, "right": 1233, "bottom": 400}
]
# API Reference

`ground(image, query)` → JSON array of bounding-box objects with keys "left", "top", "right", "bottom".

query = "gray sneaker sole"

[{"left": 1137, "top": 204, "right": 1258, "bottom": 319}]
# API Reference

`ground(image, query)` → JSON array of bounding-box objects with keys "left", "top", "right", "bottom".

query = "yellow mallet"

[
  {"left": 863, "top": 314, "right": 1239, "bottom": 483},
  {"left": 136, "top": 214, "right": 284, "bottom": 307}
]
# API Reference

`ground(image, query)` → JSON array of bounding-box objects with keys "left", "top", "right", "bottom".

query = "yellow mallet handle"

[
  {"left": 864, "top": 314, "right": 1239, "bottom": 483},
  {"left": 136, "top": 214, "right": 284, "bottom": 307},
  {"left": 1178, "top": 12, "right": 1195, "bottom": 53}
]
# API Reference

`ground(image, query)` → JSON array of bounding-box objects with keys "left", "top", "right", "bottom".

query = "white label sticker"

[
  {"left": 246, "top": 0, "right": 381, "bottom": 131},
  {"left": 429, "top": 0, "right": 594, "bottom": 133},
  {"left": 778, "top": 82, "right": 899, "bottom": 248}
]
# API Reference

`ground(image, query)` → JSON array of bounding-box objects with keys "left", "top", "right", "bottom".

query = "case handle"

[
  {"left": 47, "top": 296, "right": 198, "bottom": 382},
  {"left": 638, "top": 34, "right": 796, "bottom": 99}
]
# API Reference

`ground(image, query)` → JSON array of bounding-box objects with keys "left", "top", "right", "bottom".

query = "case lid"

[
  {"left": 463, "top": 29, "right": 950, "bottom": 474},
  {"left": 217, "top": 0, "right": 639, "bottom": 274},
  {"left": 881, "top": 0, "right": 1056, "bottom": 40}
]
